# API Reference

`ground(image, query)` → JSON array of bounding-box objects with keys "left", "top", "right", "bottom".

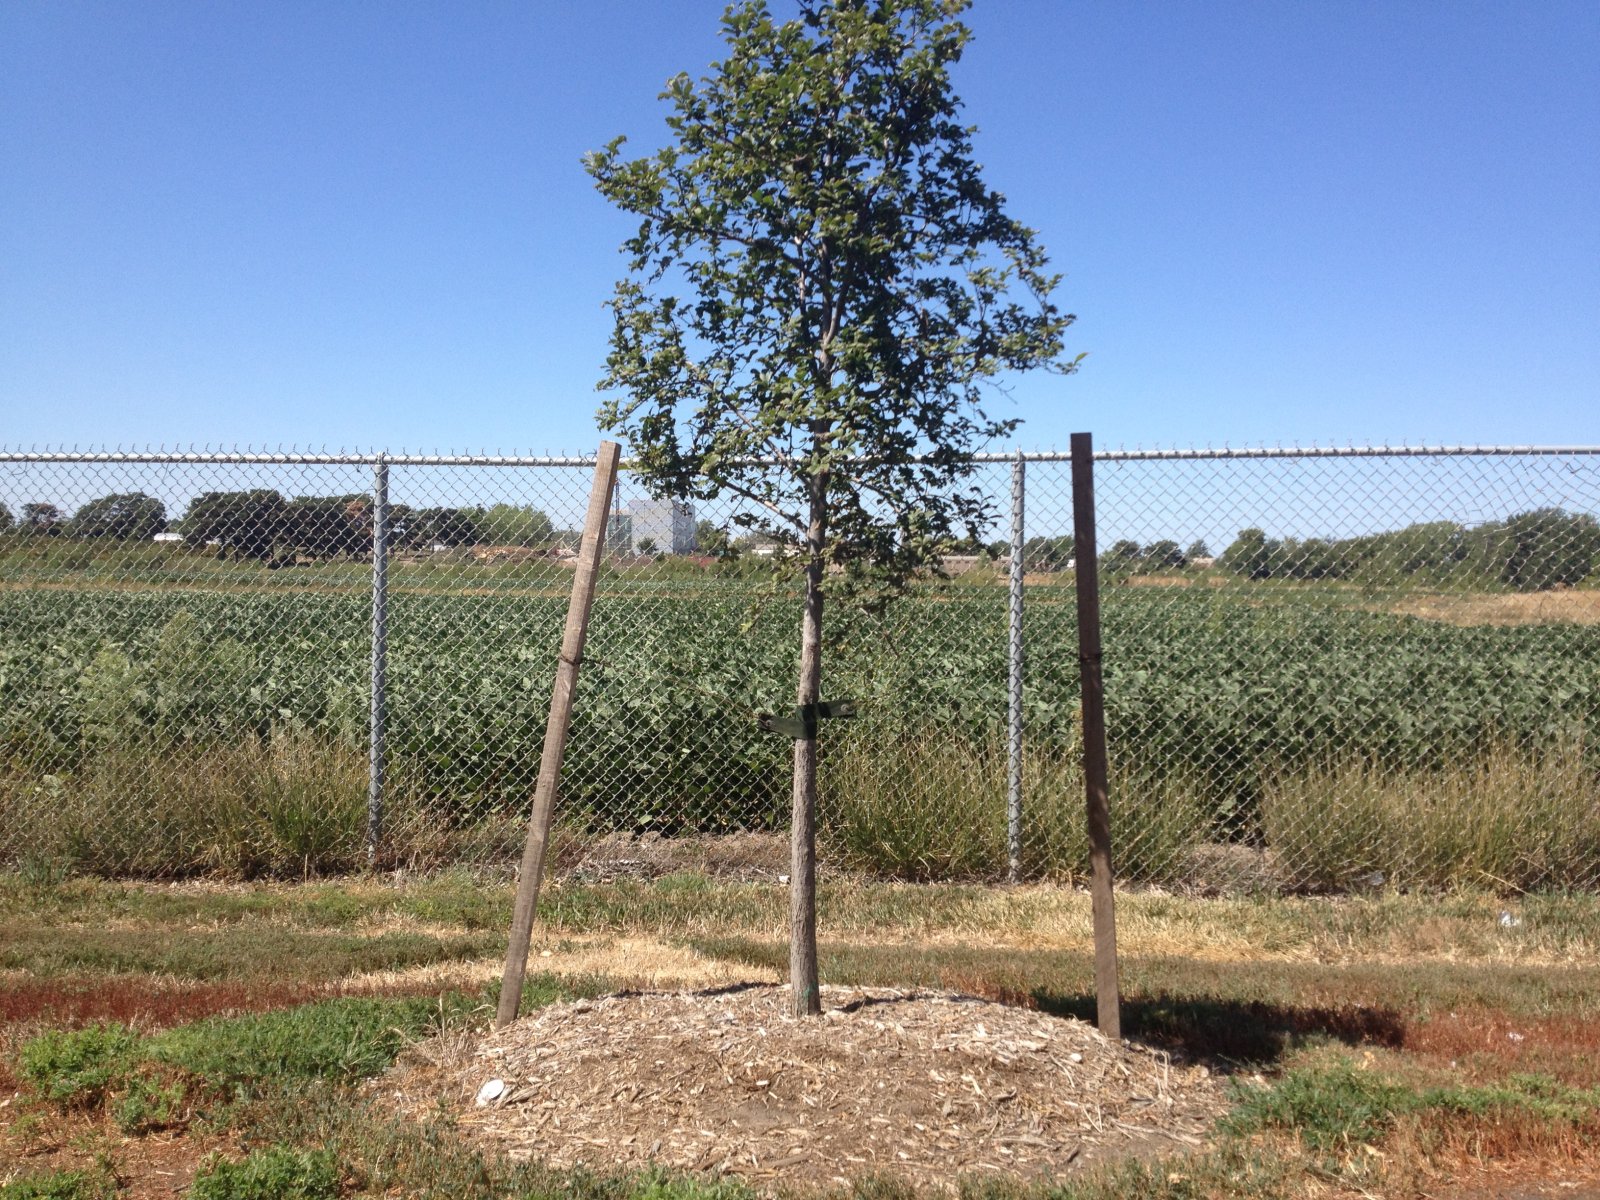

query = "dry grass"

[
  {"left": 1261, "top": 739, "right": 1600, "bottom": 893},
  {"left": 339, "top": 935, "right": 780, "bottom": 995},
  {"left": 1388, "top": 587, "right": 1600, "bottom": 626},
  {"left": 821, "top": 732, "right": 1208, "bottom": 885},
  {"left": 11, "top": 871, "right": 1597, "bottom": 970}
]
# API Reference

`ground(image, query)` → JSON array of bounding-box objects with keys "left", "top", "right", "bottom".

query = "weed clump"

[
  {"left": 188, "top": 1147, "right": 340, "bottom": 1200},
  {"left": 1261, "top": 738, "right": 1600, "bottom": 891},
  {"left": 0, "top": 1168, "right": 118, "bottom": 1200},
  {"left": 1225, "top": 1062, "right": 1418, "bottom": 1150},
  {"left": 16, "top": 1022, "right": 140, "bottom": 1108}
]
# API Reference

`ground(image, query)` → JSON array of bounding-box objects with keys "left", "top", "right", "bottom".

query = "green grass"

[
  {"left": 1224, "top": 1062, "right": 1419, "bottom": 1150},
  {"left": 0, "top": 923, "right": 502, "bottom": 980},
  {"left": 15, "top": 1023, "right": 141, "bottom": 1108},
  {"left": 0, "top": 1169, "right": 118, "bottom": 1200},
  {"left": 187, "top": 1148, "right": 341, "bottom": 1200},
  {"left": 8, "top": 981, "right": 592, "bottom": 1152},
  {"left": 1224, "top": 1062, "right": 1600, "bottom": 1156},
  {"left": 145, "top": 996, "right": 477, "bottom": 1094}
]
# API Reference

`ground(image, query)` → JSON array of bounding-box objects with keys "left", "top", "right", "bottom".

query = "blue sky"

[{"left": 3, "top": 0, "right": 1596, "bottom": 455}]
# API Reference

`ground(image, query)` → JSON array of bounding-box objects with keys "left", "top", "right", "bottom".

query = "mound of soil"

[{"left": 380, "top": 984, "right": 1227, "bottom": 1191}]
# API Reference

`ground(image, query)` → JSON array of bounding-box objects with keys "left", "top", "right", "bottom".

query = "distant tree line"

[
  {"left": 7, "top": 494, "right": 1595, "bottom": 589},
  {"left": 0, "top": 491, "right": 566, "bottom": 565},
  {"left": 1217, "top": 509, "right": 1600, "bottom": 592},
  {"left": 0, "top": 494, "right": 167, "bottom": 541},
  {"left": 986, "top": 508, "right": 1600, "bottom": 593},
  {"left": 986, "top": 535, "right": 1210, "bottom": 573}
]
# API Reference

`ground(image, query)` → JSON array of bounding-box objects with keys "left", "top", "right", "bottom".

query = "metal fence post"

[
  {"left": 367, "top": 456, "right": 389, "bottom": 868},
  {"left": 1007, "top": 452, "right": 1026, "bottom": 882}
]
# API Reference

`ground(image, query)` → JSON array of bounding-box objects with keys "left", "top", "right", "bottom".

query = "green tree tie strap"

[{"left": 759, "top": 699, "right": 858, "bottom": 738}]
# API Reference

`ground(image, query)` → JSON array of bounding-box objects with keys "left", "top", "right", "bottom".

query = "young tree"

[{"left": 587, "top": 0, "right": 1074, "bottom": 1015}]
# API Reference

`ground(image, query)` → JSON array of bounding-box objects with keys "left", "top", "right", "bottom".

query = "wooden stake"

[
  {"left": 496, "top": 440, "right": 621, "bottom": 1028},
  {"left": 1070, "top": 431, "right": 1121, "bottom": 1041}
]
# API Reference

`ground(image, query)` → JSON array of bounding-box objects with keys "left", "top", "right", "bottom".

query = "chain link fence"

[{"left": 2, "top": 445, "right": 1597, "bottom": 892}]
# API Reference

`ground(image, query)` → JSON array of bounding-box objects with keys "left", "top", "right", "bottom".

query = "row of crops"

[{"left": 3, "top": 581, "right": 1597, "bottom": 842}]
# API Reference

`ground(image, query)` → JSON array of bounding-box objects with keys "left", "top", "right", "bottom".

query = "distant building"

[
  {"left": 605, "top": 513, "right": 633, "bottom": 551},
  {"left": 610, "top": 499, "right": 696, "bottom": 554}
]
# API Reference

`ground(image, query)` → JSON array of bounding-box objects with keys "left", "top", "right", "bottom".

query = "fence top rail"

[{"left": 2, "top": 444, "right": 1598, "bottom": 467}]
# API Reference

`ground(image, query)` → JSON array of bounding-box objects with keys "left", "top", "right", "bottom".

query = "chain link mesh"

[{"left": 1, "top": 447, "right": 1596, "bottom": 892}]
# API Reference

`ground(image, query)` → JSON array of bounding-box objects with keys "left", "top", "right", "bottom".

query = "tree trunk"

[{"left": 789, "top": 476, "right": 826, "bottom": 1017}]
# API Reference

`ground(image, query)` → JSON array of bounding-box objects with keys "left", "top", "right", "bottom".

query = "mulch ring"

[{"left": 377, "top": 983, "right": 1229, "bottom": 1192}]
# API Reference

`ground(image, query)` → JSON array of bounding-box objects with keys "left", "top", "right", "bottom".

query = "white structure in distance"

[{"left": 609, "top": 498, "right": 696, "bottom": 555}]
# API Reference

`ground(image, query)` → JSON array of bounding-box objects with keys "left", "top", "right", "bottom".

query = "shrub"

[
  {"left": 821, "top": 727, "right": 1207, "bottom": 884},
  {"left": 112, "top": 1075, "right": 188, "bottom": 1133}
]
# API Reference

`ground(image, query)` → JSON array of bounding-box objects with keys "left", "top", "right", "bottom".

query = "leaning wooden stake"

[
  {"left": 496, "top": 440, "right": 621, "bottom": 1029},
  {"left": 1070, "top": 431, "right": 1122, "bottom": 1041}
]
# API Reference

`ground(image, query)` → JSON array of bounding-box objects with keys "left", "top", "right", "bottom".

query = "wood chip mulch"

[{"left": 378, "top": 984, "right": 1228, "bottom": 1191}]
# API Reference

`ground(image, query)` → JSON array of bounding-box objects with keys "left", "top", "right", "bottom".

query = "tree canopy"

[
  {"left": 588, "top": 0, "right": 1075, "bottom": 582},
  {"left": 182, "top": 491, "right": 289, "bottom": 562},
  {"left": 69, "top": 492, "right": 168, "bottom": 541},
  {"left": 22, "top": 503, "right": 62, "bottom": 533},
  {"left": 1216, "top": 510, "right": 1600, "bottom": 591}
]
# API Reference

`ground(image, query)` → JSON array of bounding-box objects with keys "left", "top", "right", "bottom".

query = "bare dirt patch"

[{"left": 380, "top": 984, "right": 1225, "bottom": 1193}]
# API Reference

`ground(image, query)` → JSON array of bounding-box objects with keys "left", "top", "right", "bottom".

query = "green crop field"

[{"left": 3, "top": 564, "right": 1598, "bottom": 887}]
